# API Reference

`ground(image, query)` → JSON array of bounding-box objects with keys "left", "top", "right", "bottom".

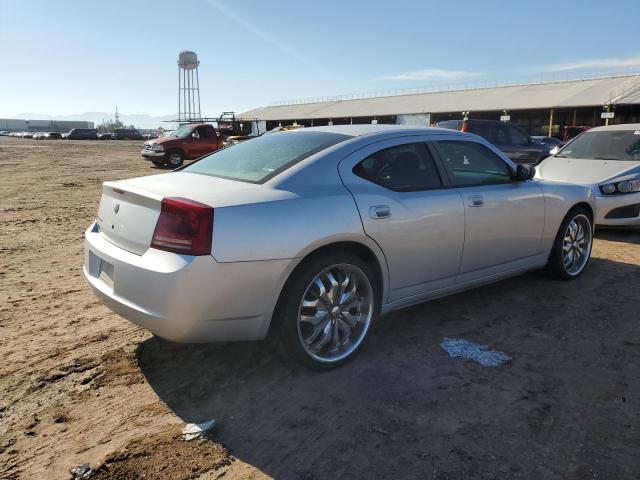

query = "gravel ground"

[{"left": 1, "top": 136, "right": 639, "bottom": 479}]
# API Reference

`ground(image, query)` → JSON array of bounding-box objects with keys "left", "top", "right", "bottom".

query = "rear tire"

[
  {"left": 271, "top": 252, "right": 379, "bottom": 370},
  {"left": 165, "top": 149, "right": 184, "bottom": 168},
  {"left": 546, "top": 207, "right": 593, "bottom": 280}
]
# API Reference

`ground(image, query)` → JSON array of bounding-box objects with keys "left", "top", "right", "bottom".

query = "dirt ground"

[{"left": 1, "top": 136, "right": 639, "bottom": 480}]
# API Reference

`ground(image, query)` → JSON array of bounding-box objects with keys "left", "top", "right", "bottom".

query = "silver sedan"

[
  {"left": 537, "top": 123, "right": 640, "bottom": 227},
  {"left": 84, "top": 125, "right": 595, "bottom": 369}
]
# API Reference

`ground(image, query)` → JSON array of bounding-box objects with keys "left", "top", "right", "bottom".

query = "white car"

[
  {"left": 85, "top": 125, "right": 595, "bottom": 369},
  {"left": 537, "top": 124, "right": 640, "bottom": 227}
]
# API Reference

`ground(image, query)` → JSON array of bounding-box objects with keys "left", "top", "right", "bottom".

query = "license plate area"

[{"left": 89, "top": 251, "right": 114, "bottom": 288}]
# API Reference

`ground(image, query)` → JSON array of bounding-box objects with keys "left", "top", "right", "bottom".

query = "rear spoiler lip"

[{"left": 101, "top": 181, "right": 165, "bottom": 210}]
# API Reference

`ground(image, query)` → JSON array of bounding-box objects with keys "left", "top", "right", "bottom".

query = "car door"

[
  {"left": 338, "top": 137, "right": 465, "bottom": 302},
  {"left": 431, "top": 135, "right": 545, "bottom": 284}
]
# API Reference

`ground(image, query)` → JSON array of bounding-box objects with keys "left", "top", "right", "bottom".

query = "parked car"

[
  {"left": 435, "top": 119, "right": 550, "bottom": 165},
  {"left": 140, "top": 123, "right": 223, "bottom": 168},
  {"left": 32, "top": 132, "right": 46, "bottom": 140},
  {"left": 98, "top": 133, "right": 114, "bottom": 140},
  {"left": 532, "top": 136, "right": 564, "bottom": 149},
  {"left": 114, "top": 128, "right": 143, "bottom": 140},
  {"left": 44, "top": 132, "right": 62, "bottom": 140},
  {"left": 85, "top": 125, "right": 595, "bottom": 369},
  {"left": 537, "top": 123, "right": 640, "bottom": 227},
  {"left": 564, "top": 125, "right": 591, "bottom": 142},
  {"left": 0, "top": 130, "right": 9, "bottom": 136},
  {"left": 65, "top": 128, "right": 98, "bottom": 140}
]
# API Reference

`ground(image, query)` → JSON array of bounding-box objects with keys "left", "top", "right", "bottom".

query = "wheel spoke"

[
  {"left": 324, "top": 271, "right": 340, "bottom": 305},
  {"left": 340, "top": 285, "right": 355, "bottom": 306},
  {"left": 314, "top": 278, "right": 332, "bottom": 307},
  {"left": 563, "top": 250, "right": 574, "bottom": 268},
  {"left": 329, "top": 321, "right": 341, "bottom": 352},
  {"left": 302, "top": 298, "right": 319, "bottom": 309},
  {"left": 337, "top": 319, "right": 352, "bottom": 344},
  {"left": 304, "top": 318, "right": 330, "bottom": 345},
  {"left": 300, "top": 309, "right": 328, "bottom": 326},
  {"left": 308, "top": 320, "right": 332, "bottom": 351},
  {"left": 340, "top": 312, "right": 358, "bottom": 328}
]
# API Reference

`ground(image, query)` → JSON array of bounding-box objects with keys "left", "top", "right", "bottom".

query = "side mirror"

[{"left": 515, "top": 164, "right": 536, "bottom": 181}]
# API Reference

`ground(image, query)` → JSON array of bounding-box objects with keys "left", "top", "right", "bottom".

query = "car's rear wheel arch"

[{"left": 270, "top": 241, "right": 385, "bottom": 334}]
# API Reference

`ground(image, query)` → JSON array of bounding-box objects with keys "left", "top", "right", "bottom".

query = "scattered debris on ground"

[
  {"left": 182, "top": 419, "right": 216, "bottom": 441},
  {"left": 440, "top": 338, "right": 512, "bottom": 366}
]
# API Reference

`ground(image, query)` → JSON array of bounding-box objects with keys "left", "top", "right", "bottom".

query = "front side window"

[
  {"left": 353, "top": 143, "right": 442, "bottom": 191},
  {"left": 183, "top": 130, "right": 350, "bottom": 183},
  {"left": 434, "top": 140, "right": 512, "bottom": 186}
]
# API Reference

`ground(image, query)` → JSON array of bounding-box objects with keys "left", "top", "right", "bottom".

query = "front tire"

[
  {"left": 272, "top": 253, "right": 379, "bottom": 370},
  {"left": 151, "top": 158, "right": 166, "bottom": 168},
  {"left": 165, "top": 149, "right": 184, "bottom": 168},
  {"left": 546, "top": 207, "right": 593, "bottom": 280}
]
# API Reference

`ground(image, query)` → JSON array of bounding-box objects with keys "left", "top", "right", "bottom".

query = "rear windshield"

[
  {"left": 557, "top": 130, "right": 640, "bottom": 161},
  {"left": 183, "top": 131, "right": 351, "bottom": 183}
]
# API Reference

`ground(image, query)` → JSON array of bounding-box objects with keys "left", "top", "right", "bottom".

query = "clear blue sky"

[{"left": 1, "top": 0, "right": 639, "bottom": 118}]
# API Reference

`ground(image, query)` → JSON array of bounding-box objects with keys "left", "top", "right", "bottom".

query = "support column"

[{"left": 548, "top": 108, "right": 554, "bottom": 137}]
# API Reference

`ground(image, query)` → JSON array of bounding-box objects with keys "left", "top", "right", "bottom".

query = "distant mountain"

[{"left": 9, "top": 112, "right": 179, "bottom": 129}]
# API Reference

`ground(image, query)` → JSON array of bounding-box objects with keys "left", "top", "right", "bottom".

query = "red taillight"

[{"left": 151, "top": 197, "right": 213, "bottom": 256}]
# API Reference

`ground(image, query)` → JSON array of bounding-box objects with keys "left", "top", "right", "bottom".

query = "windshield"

[
  {"left": 171, "top": 125, "right": 194, "bottom": 138},
  {"left": 556, "top": 130, "right": 640, "bottom": 161},
  {"left": 183, "top": 131, "right": 351, "bottom": 183}
]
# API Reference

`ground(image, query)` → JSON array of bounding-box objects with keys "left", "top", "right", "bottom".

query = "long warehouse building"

[
  {"left": 241, "top": 74, "right": 640, "bottom": 136},
  {"left": 0, "top": 118, "right": 94, "bottom": 133}
]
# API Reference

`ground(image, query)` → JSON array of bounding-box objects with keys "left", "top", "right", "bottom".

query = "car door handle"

[
  {"left": 369, "top": 205, "right": 391, "bottom": 219},
  {"left": 468, "top": 195, "right": 484, "bottom": 207}
]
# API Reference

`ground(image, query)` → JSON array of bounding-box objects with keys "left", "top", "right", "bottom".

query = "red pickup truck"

[{"left": 141, "top": 123, "right": 223, "bottom": 168}]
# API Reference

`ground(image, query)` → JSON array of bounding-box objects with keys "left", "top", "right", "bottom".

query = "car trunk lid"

[{"left": 96, "top": 172, "right": 263, "bottom": 255}]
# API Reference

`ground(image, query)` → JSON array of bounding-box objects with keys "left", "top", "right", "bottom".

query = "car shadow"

[
  {"left": 595, "top": 228, "right": 640, "bottom": 245},
  {"left": 136, "top": 256, "right": 640, "bottom": 479}
]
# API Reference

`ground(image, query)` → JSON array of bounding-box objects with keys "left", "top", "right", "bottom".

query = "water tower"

[{"left": 177, "top": 51, "right": 201, "bottom": 122}]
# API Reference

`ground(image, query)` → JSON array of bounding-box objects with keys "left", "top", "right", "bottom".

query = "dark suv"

[
  {"left": 435, "top": 119, "right": 550, "bottom": 165},
  {"left": 113, "top": 128, "right": 143, "bottom": 140},
  {"left": 65, "top": 128, "right": 98, "bottom": 140}
]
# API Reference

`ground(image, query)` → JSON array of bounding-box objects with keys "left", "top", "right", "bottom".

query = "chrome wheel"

[
  {"left": 297, "top": 263, "right": 374, "bottom": 363},
  {"left": 168, "top": 151, "right": 182, "bottom": 166},
  {"left": 562, "top": 213, "right": 592, "bottom": 276}
]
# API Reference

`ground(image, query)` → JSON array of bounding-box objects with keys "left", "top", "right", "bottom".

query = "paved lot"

[{"left": 1, "top": 136, "right": 639, "bottom": 479}]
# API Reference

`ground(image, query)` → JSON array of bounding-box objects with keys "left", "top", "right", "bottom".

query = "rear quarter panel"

[{"left": 211, "top": 185, "right": 366, "bottom": 262}]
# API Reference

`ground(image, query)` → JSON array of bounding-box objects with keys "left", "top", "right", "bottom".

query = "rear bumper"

[
  {"left": 141, "top": 150, "right": 165, "bottom": 159},
  {"left": 595, "top": 192, "right": 640, "bottom": 227},
  {"left": 84, "top": 222, "right": 292, "bottom": 342}
]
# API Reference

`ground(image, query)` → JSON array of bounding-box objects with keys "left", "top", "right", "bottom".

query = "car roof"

[
  {"left": 588, "top": 123, "right": 640, "bottom": 132},
  {"left": 295, "top": 124, "right": 447, "bottom": 137}
]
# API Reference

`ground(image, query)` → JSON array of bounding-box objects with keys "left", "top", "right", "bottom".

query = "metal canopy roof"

[{"left": 241, "top": 75, "right": 640, "bottom": 121}]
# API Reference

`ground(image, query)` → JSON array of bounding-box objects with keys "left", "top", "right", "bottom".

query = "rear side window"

[
  {"left": 434, "top": 140, "right": 512, "bottom": 186},
  {"left": 353, "top": 143, "right": 442, "bottom": 191},
  {"left": 183, "top": 131, "right": 350, "bottom": 183}
]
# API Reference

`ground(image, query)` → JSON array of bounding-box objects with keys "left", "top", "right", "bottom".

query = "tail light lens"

[{"left": 151, "top": 197, "right": 213, "bottom": 255}]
